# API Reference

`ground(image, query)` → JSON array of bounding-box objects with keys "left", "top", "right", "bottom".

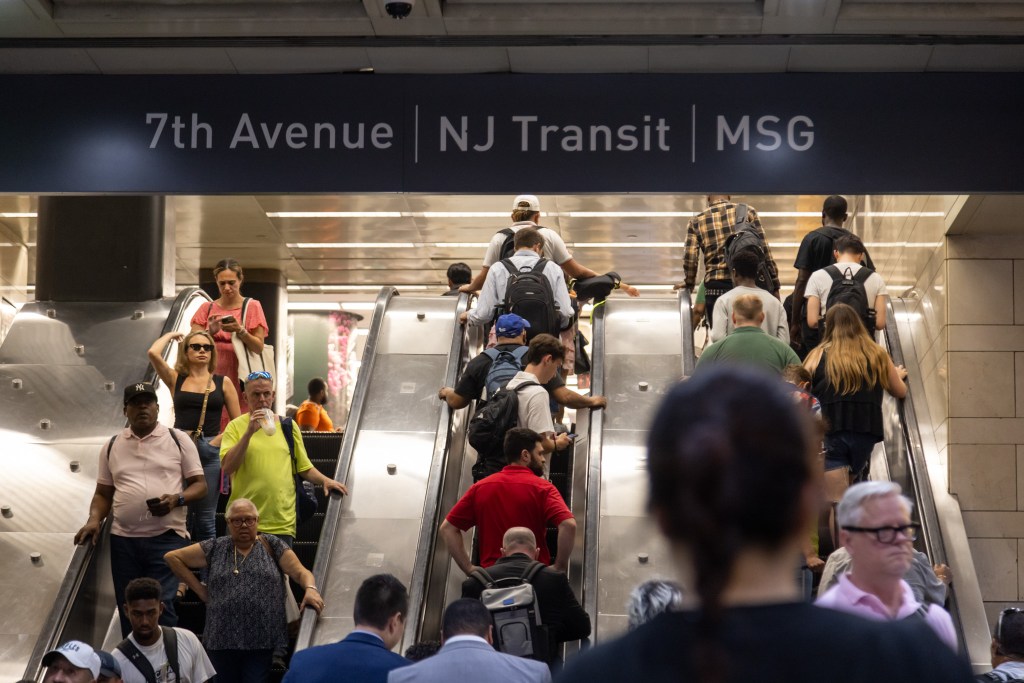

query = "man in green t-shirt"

[
  {"left": 695, "top": 294, "right": 799, "bottom": 375},
  {"left": 220, "top": 372, "right": 348, "bottom": 546}
]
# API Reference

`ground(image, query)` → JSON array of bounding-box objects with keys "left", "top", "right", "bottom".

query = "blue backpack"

[{"left": 483, "top": 346, "right": 529, "bottom": 399}]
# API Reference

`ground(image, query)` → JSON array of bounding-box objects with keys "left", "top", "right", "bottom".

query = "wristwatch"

[{"left": 177, "top": 494, "right": 186, "bottom": 508}]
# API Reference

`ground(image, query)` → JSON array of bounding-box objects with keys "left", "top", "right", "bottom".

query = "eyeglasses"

[
  {"left": 188, "top": 343, "right": 214, "bottom": 352},
  {"left": 228, "top": 516, "right": 258, "bottom": 527},
  {"left": 246, "top": 371, "right": 273, "bottom": 382},
  {"left": 842, "top": 523, "right": 920, "bottom": 544}
]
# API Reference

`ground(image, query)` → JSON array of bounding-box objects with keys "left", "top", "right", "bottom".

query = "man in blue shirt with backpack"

[{"left": 438, "top": 314, "right": 606, "bottom": 414}]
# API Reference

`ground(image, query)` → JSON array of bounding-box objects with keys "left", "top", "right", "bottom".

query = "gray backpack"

[{"left": 470, "top": 561, "right": 548, "bottom": 661}]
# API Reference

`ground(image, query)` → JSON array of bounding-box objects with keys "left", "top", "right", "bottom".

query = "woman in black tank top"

[
  {"left": 803, "top": 304, "right": 907, "bottom": 540},
  {"left": 149, "top": 330, "right": 241, "bottom": 550}
]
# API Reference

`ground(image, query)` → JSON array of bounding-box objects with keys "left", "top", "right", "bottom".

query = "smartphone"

[
  {"left": 146, "top": 497, "right": 160, "bottom": 507},
  {"left": 220, "top": 315, "right": 236, "bottom": 324}
]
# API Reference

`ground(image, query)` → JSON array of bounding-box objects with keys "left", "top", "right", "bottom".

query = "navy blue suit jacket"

[{"left": 283, "top": 631, "right": 410, "bottom": 683}]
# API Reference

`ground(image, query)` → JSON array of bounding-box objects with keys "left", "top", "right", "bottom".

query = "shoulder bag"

[{"left": 231, "top": 297, "right": 276, "bottom": 383}]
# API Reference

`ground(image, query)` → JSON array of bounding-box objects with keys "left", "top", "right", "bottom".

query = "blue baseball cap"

[{"left": 496, "top": 313, "right": 530, "bottom": 338}]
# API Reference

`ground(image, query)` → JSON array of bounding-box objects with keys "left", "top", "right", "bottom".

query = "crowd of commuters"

[{"left": 51, "top": 197, "right": 1012, "bottom": 683}]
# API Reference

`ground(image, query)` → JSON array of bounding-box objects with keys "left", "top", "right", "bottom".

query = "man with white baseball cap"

[{"left": 42, "top": 640, "right": 101, "bottom": 682}]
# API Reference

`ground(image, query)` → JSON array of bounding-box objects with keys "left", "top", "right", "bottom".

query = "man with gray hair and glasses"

[
  {"left": 977, "top": 607, "right": 1024, "bottom": 682},
  {"left": 816, "top": 481, "right": 956, "bottom": 650}
]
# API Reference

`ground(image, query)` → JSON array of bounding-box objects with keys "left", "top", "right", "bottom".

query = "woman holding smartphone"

[
  {"left": 148, "top": 330, "right": 241, "bottom": 544},
  {"left": 191, "top": 258, "right": 269, "bottom": 428}
]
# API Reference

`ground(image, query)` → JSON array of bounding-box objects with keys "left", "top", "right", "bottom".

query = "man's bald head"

[{"left": 501, "top": 527, "right": 539, "bottom": 558}]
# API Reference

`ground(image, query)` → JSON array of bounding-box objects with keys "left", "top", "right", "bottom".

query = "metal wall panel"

[
  {"left": 2, "top": 292, "right": 210, "bottom": 682},
  {"left": 588, "top": 295, "right": 688, "bottom": 645}
]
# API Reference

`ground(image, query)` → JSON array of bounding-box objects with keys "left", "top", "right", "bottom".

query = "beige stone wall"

[{"left": 944, "top": 234, "right": 1024, "bottom": 621}]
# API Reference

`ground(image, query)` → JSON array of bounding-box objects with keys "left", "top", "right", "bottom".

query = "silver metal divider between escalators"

[
  {"left": 403, "top": 293, "right": 473, "bottom": 646},
  {"left": 579, "top": 291, "right": 693, "bottom": 646},
  {"left": 880, "top": 297, "right": 990, "bottom": 671},
  {"left": 295, "top": 288, "right": 471, "bottom": 653},
  {"left": 295, "top": 286, "right": 397, "bottom": 652},
  {"left": 21, "top": 287, "right": 209, "bottom": 683}
]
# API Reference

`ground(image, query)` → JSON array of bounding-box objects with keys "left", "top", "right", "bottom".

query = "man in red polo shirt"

[{"left": 440, "top": 427, "right": 576, "bottom": 574}]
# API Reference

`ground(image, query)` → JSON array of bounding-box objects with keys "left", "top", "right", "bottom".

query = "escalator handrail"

[
  {"left": 295, "top": 286, "right": 398, "bottom": 651},
  {"left": 403, "top": 292, "right": 473, "bottom": 646},
  {"left": 22, "top": 286, "right": 210, "bottom": 682},
  {"left": 581, "top": 302, "right": 607, "bottom": 637},
  {"left": 678, "top": 289, "right": 696, "bottom": 377},
  {"left": 880, "top": 297, "right": 948, "bottom": 566}
]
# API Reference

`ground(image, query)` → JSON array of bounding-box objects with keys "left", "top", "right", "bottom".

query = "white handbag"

[{"left": 231, "top": 297, "right": 276, "bottom": 383}]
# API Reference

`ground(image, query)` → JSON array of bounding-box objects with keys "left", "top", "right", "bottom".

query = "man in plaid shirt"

[{"left": 676, "top": 195, "right": 781, "bottom": 327}]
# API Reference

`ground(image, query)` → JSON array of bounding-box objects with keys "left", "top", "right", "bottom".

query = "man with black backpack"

[
  {"left": 790, "top": 196, "right": 876, "bottom": 351},
  {"left": 461, "top": 527, "right": 591, "bottom": 666},
  {"left": 677, "top": 195, "right": 780, "bottom": 327},
  {"left": 461, "top": 227, "right": 573, "bottom": 341},
  {"left": 438, "top": 314, "right": 607, "bottom": 415},
  {"left": 460, "top": 195, "right": 640, "bottom": 300},
  {"left": 805, "top": 233, "right": 886, "bottom": 341},
  {"left": 462, "top": 334, "right": 574, "bottom": 481},
  {"left": 112, "top": 577, "right": 215, "bottom": 683},
  {"left": 440, "top": 428, "right": 576, "bottom": 576}
]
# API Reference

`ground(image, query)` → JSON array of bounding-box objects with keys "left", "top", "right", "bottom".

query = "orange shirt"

[{"left": 295, "top": 400, "right": 334, "bottom": 432}]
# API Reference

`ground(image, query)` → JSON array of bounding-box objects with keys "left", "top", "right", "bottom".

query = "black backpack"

[
  {"left": 117, "top": 627, "right": 180, "bottom": 683},
  {"left": 499, "top": 258, "right": 560, "bottom": 340},
  {"left": 467, "top": 381, "right": 539, "bottom": 481},
  {"left": 496, "top": 228, "right": 517, "bottom": 262},
  {"left": 823, "top": 264, "right": 876, "bottom": 333},
  {"left": 483, "top": 346, "right": 529, "bottom": 399},
  {"left": 471, "top": 561, "right": 548, "bottom": 661},
  {"left": 723, "top": 203, "right": 775, "bottom": 292}
]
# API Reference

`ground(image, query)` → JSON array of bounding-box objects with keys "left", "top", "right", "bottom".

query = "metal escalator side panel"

[
  {"left": 403, "top": 293, "right": 475, "bottom": 647},
  {"left": 882, "top": 297, "right": 989, "bottom": 671},
  {"left": 17, "top": 287, "right": 210, "bottom": 683},
  {"left": 583, "top": 296, "right": 685, "bottom": 644},
  {"left": 297, "top": 289, "right": 468, "bottom": 653}
]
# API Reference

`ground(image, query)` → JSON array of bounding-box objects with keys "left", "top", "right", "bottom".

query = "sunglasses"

[
  {"left": 246, "top": 370, "right": 273, "bottom": 382},
  {"left": 188, "top": 343, "right": 214, "bottom": 352}
]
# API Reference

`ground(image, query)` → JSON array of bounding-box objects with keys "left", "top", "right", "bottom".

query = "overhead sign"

[{"left": 0, "top": 73, "right": 1021, "bottom": 193}]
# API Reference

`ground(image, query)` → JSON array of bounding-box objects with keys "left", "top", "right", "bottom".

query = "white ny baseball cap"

[
  {"left": 512, "top": 194, "right": 540, "bottom": 212},
  {"left": 42, "top": 640, "right": 102, "bottom": 678}
]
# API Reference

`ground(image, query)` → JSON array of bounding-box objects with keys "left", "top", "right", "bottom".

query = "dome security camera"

[{"left": 384, "top": 0, "right": 414, "bottom": 19}]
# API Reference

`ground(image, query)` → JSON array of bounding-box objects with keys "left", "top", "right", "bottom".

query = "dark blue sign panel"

[{"left": 0, "top": 73, "right": 1020, "bottom": 193}]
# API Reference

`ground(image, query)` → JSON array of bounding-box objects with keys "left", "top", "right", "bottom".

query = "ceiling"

[
  {"left": 2, "top": 1, "right": 1024, "bottom": 74},
  {"left": 0, "top": 192, "right": 948, "bottom": 299}
]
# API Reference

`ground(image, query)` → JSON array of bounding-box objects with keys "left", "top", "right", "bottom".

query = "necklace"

[{"left": 233, "top": 544, "right": 253, "bottom": 575}]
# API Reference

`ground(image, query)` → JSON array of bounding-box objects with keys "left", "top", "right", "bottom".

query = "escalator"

[
  {"left": 875, "top": 297, "right": 989, "bottom": 670},
  {"left": 577, "top": 291, "right": 989, "bottom": 672},
  {"left": 4, "top": 288, "right": 211, "bottom": 682},
  {"left": 294, "top": 288, "right": 477, "bottom": 653}
]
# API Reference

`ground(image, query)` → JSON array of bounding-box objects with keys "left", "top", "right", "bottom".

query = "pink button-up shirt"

[{"left": 816, "top": 573, "right": 957, "bottom": 651}]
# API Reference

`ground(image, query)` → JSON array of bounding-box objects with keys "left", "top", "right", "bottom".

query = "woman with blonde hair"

[
  {"left": 148, "top": 329, "right": 241, "bottom": 545},
  {"left": 803, "top": 303, "right": 907, "bottom": 507}
]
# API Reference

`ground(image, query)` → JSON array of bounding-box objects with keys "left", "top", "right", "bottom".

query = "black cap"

[{"left": 123, "top": 382, "right": 157, "bottom": 405}]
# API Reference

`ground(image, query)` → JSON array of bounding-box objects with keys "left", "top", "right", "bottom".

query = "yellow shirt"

[
  {"left": 295, "top": 400, "right": 334, "bottom": 432},
  {"left": 220, "top": 415, "right": 312, "bottom": 536}
]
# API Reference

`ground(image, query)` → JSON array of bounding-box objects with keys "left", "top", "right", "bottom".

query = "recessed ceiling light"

[
  {"left": 269, "top": 212, "right": 404, "bottom": 218},
  {"left": 287, "top": 242, "right": 416, "bottom": 249},
  {"left": 0, "top": 213, "right": 36, "bottom": 218}
]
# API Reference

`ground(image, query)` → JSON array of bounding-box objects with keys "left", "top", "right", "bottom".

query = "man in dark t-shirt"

[
  {"left": 438, "top": 314, "right": 606, "bottom": 413},
  {"left": 790, "top": 195, "right": 875, "bottom": 353}
]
